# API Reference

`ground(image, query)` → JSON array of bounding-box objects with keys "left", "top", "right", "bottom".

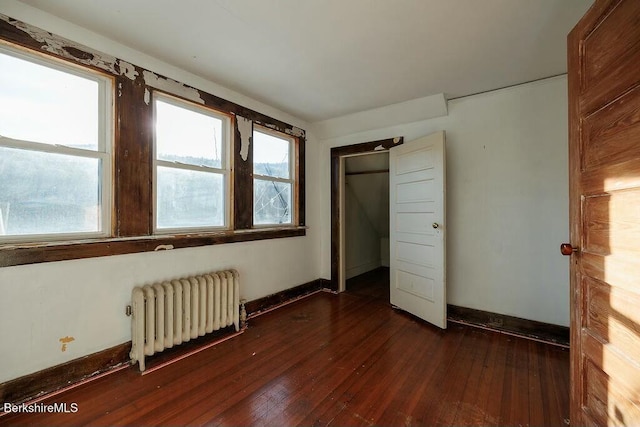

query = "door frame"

[{"left": 330, "top": 137, "right": 404, "bottom": 292}]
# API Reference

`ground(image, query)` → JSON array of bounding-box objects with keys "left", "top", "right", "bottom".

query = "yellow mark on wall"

[{"left": 59, "top": 336, "right": 75, "bottom": 352}]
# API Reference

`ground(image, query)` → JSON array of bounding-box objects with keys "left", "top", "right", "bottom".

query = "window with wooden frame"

[
  {"left": 0, "top": 15, "right": 306, "bottom": 268},
  {"left": 153, "top": 93, "right": 231, "bottom": 233},
  {"left": 0, "top": 43, "right": 113, "bottom": 243},
  {"left": 253, "top": 126, "right": 296, "bottom": 226}
]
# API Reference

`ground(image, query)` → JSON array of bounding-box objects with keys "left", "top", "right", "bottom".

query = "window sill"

[{"left": 0, "top": 226, "right": 307, "bottom": 268}]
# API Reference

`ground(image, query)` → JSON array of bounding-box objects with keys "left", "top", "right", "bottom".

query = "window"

[
  {"left": 253, "top": 127, "right": 295, "bottom": 226},
  {"left": 0, "top": 20, "right": 306, "bottom": 267},
  {"left": 0, "top": 45, "right": 112, "bottom": 242},
  {"left": 153, "top": 94, "right": 231, "bottom": 232}
]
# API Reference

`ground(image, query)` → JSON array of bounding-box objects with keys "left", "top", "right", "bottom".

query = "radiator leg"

[{"left": 130, "top": 287, "right": 146, "bottom": 372}]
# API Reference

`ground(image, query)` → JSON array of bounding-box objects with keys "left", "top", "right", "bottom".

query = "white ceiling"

[{"left": 18, "top": 0, "right": 592, "bottom": 123}]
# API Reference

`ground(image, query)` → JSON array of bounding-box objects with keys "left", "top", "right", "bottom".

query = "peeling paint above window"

[
  {"left": 118, "top": 60, "right": 138, "bottom": 81},
  {"left": 286, "top": 126, "right": 305, "bottom": 138},
  {"left": 144, "top": 88, "right": 151, "bottom": 105},
  {"left": 143, "top": 70, "right": 204, "bottom": 105},
  {"left": 9, "top": 16, "right": 119, "bottom": 75},
  {"left": 237, "top": 116, "right": 252, "bottom": 161}
]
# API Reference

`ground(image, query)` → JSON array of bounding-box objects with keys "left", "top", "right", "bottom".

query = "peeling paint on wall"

[
  {"left": 143, "top": 70, "right": 204, "bottom": 105},
  {"left": 9, "top": 17, "right": 121, "bottom": 75},
  {"left": 144, "top": 88, "right": 151, "bottom": 105},
  {"left": 286, "top": 126, "right": 305, "bottom": 138},
  {"left": 5, "top": 14, "right": 142, "bottom": 82},
  {"left": 237, "top": 116, "right": 252, "bottom": 161},
  {"left": 59, "top": 336, "right": 75, "bottom": 352},
  {"left": 118, "top": 60, "right": 138, "bottom": 80}
]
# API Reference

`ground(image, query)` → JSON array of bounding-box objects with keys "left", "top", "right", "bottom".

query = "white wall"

[
  {"left": 344, "top": 181, "right": 381, "bottom": 279},
  {"left": 318, "top": 76, "right": 570, "bottom": 327},
  {"left": 0, "top": 2, "right": 321, "bottom": 384}
]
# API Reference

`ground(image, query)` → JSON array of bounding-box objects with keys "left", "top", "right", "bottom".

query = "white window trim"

[
  {"left": 252, "top": 125, "right": 296, "bottom": 227},
  {"left": 152, "top": 92, "right": 231, "bottom": 234},
  {"left": 0, "top": 44, "right": 113, "bottom": 243}
]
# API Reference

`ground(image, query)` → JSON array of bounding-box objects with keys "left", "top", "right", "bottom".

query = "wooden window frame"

[
  {"left": 0, "top": 43, "right": 114, "bottom": 243},
  {"left": 0, "top": 14, "right": 306, "bottom": 268},
  {"left": 152, "top": 91, "right": 232, "bottom": 234}
]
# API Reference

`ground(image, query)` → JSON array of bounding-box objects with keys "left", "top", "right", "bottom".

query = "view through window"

[
  {"left": 0, "top": 46, "right": 111, "bottom": 241},
  {"left": 253, "top": 128, "right": 294, "bottom": 225},
  {"left": 153, "top": 94, "right": 230, "bottom": 231}
]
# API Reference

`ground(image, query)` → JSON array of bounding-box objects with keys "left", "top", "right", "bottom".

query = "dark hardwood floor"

[
  {"left": 346, "top": 267, "right": 390, "bottom": 301},
  {"left": 0, "top": 269, "right": 570, "bottom": 426}
]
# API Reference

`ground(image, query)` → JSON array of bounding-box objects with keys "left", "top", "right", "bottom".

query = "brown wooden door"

[{"left": 568, "top": 0, "right": 640, "bottom": 425}]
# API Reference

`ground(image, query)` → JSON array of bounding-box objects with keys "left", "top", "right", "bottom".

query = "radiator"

[{"left": 130, "top": 270, "right": 240, "bottom": 372}]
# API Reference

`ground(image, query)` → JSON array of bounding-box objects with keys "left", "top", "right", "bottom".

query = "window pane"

[
  {"left": 253, "top": 130, "right": 290, "bottom": 179},
  {"left": 0, "top": 51, "right": 100, "bottom": 150},
  {"left": 156, "top": 166, "right": 224, "bottom": 229},
  {"left": 254, "top": 179, "right": 291, "bottom": 225},
  {"left": 0, "top": 147, "right": 101, "bottom": 236},
  {"left": 155, "top": 99, "right": 223, "bottom": 169}
]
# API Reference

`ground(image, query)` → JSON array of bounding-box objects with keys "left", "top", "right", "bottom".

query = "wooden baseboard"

[
  {"left": 0, "top": 342, "right": 131, "bottom": 405},
  {"left": 447, "top": 304, "right": 570, "bottom": 347},
  {"left": 319, "top": 278, "right": 333, "bottom": 291},
  {"left": 245, "top": 279, "right": 326, "bottom": 316}
]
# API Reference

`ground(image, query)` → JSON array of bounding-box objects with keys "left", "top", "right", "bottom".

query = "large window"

[
  {"left": 0, "top": 20, "right": 306, "bottom": 267},
  {"left": 253, "top": 127, "right": 295, "bottom": 226},
  {"left": 0, "top": 45, "right": 112, "bottom": 242},
  {"left": 153, "top": 94, "right": 231, "bottom": 232}
]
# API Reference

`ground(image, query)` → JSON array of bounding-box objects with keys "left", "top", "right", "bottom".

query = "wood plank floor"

[{"left": 0, "top": 270, "right": 570, "bottom": 426}]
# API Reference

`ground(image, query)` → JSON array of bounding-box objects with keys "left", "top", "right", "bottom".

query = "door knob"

[
  {"left": 432, "top": 223, "right": 439, "bottom": 229},
  {"left": 560, "top": 243, "right": 578, "bottom": 256}
]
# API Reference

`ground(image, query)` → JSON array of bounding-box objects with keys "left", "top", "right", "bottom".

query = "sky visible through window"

[
  {"left": 155, "top": 98, "right": 223, "bottom": 168},
  {"left": 253, "top": 130, "right": 290, "bottom": 173},
  {"left": 0, "top": 51, "right": 99, "bottom": 149}
]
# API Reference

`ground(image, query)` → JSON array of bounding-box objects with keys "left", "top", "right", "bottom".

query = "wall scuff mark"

[
  {"left": 154, "top": 244, "right": 173, "bottom": 251},
  {"left": 59, "top": 336, "right": 75, "bottom": 352},
  {"left": 143, "top": 70, "right": 204, "bottom": 105},
  {"left": 237, "top": 116, "right": 252, "bottom": 161}
]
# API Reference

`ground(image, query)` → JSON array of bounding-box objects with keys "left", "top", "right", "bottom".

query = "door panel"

[
  {"left": 582, "top": 84, "right": 640, "bottom": 171},
  {"left": 568, "top": 0, "right": 640, "bottom": 424},
  {"left": 389, "top": 131, "right": 445, "bottom": 328},
  {"left": 580, "top": 0, "right": 640, "bottom": 115},
  {"left": 396, "top": 269, "right": 434, "bottom": 301}
]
